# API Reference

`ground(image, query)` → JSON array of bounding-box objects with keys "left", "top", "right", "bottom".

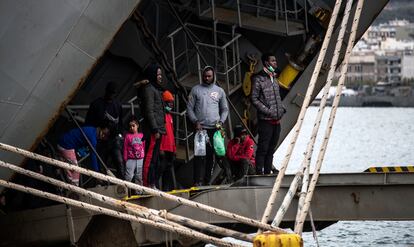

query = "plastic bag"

[
  {"left": 194, "top": 130, "right": 208, "bottom": 156},
  {"left": 213, "top": 130, "right": 226, "bottom": 157}
]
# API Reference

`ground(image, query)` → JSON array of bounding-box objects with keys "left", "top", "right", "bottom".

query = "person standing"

[
  {"left": 85, "top": 81, "right": 124, "bottom": 178},
  {"left": 227, "top": 125, "right": 256, "bottom": 181},
  {"left": 123, "top": 117, "right": 145, "bottom": 184},
  {"left": 158, "top": 90, "right": 177, "bottom": 191},
  {"left": 251, "top": 53, "right": 286, "bottom": 175},
  {"left": 141, "top": 63, "right": 166, "bottom": 188},
  {"left": 187, "top": 66, "right": 229, "bottom": 185}
]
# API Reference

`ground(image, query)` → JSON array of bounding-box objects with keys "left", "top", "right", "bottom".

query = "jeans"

[{"left": 255, "top": 120, "right": 281, "bottom": 174}]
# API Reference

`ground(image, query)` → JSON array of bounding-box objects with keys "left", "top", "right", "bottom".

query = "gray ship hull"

[{"left": 0, "top": 0, "right": 141, "bottom": 189}]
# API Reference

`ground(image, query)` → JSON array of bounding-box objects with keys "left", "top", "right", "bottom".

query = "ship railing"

[{"left": 197, "top": 0, "right": 308, "bottom": 35}]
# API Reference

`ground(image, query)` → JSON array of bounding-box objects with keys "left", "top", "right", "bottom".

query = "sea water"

[{"left": 273, "top": 107, "right": 414, "bottom": 246}]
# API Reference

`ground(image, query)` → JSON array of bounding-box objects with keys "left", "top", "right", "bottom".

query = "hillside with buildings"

[
  {"left": 331, "top": 8, "right": 414, "bottom": 107},
  {"left": 374, "top": 0, "right": 414, "bottom": 24}
]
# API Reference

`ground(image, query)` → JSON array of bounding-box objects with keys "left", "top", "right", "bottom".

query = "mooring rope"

[
  {"left": 0, "top": 178, "right": 241, "bottom": 247},
  {"left": 294, "top": 0, "right": 365, "bottom": 235},
  {"left": 0, "top": 142, "right": 284, "bottom": 233},
  {"left": 259, "top": 0, "right": 344, "bottom": 230},
  {"left": 271, "top": 172, "right": 302, "bottom": 227},
  {"left": 0, "top": 160, "right": 253, "bottom": 242},
  {"left": 293, "top": 0, "right": 356, "bottom": 228},
  {"left": 269, "top": 0, "right": 355, "bottom": 228}
]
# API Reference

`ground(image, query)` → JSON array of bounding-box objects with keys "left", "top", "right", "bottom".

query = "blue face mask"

[{"left": 165, "top": 106, "right": 172, "bottom": 112}]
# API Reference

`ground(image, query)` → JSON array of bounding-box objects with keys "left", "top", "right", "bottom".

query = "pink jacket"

[{"left": 123, "top": 132, "right": 145, "bottom": 161}]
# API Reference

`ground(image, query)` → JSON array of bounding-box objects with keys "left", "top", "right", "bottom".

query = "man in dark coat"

[
  {"left": 141, "top": 63, "right": 166, "bottom": 188},
  {"left": 85, "top": 81, "right": 124, "bottom": 178},
  {"left": 251, "top": 53, "right": 286, "bottom": 175}
]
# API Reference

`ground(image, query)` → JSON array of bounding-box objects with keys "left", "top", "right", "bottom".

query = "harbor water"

[{"left": 273, "top": 107, "right": 414, "bottom": 246}]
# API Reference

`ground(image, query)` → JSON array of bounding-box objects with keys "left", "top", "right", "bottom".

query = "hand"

[
  {"left": 159, "top": 150, "right": 165, "bottom": 156},
  {"left": 195, "top": 122, "right": 203, "bottom": 131},
  {"left": 155, "top": 132, "right": 161, "bottom": 139},
  {"left": 216, "top": 121, "right": 223, "bottom": 129}
]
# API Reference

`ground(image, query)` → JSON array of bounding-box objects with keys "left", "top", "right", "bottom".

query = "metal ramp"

[
  {"left": 201, "top": 7, "right": 306, "bottom": 36},
  {"left": 1, "top": 172, "right": 413, "bottom": 246}
]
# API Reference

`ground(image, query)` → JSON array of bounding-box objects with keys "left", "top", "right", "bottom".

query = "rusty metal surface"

[{"left": 0, "top": 0, "right": 141, "bottom": 190}]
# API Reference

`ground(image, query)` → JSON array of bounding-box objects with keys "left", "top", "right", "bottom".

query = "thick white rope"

[
  {"left": 267, "top": 0, "right": 355, "bottom": 228},
  {"left": 294, "top": 0, "right": 365, "bottom": 234},
  {"left": 0, "top": 179, "right": 242, "bottom": 247},
  {"left": 0, "top": 160, "right": 252, "bottom": 242},
  {"left": 271, "top": 172, "right": 302, "bottom": 227},
  {"left": 294, "top": 0, "right": 355, "bottom": 228},
  {"left": 0, "top": 142, "right": 284, "bottom": 233},
  {"left": 259, "top": 0, "right": 344, "bottom": 229}
]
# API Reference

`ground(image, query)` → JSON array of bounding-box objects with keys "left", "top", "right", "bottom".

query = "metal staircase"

[{"left": 197, "top": 0, "right": 308, "bottom": 36}]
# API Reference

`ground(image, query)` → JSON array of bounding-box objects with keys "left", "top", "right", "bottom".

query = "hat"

[
  {"left": 233, "top": 125, "right": 247, "bottom": 137},
  {"left": 105, "top": 81, "right": 118, "bottom": 95},
  {"left": 162, "top": 90, "right": 174, "bottom": 102}
]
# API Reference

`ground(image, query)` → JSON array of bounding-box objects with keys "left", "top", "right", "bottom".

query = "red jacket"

[
  {"left": 226, "top": 135, "right": 255, "bottom": 165},
  {"left": 160, "top": 113, "right": 176, "bottom": 152}
]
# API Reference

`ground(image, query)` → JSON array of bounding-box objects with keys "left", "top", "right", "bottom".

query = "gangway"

[{"left": 1, "top": 172, "right": 413, "bottom": 246}]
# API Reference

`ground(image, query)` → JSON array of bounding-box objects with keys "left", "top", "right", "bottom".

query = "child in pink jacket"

[{"left": 123, "top": 117, "right": 145, "bottom": 184}]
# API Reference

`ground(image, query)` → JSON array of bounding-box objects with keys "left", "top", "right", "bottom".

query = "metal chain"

[{"left": 132, "top": 11, "right": 188, "bottom": 103}]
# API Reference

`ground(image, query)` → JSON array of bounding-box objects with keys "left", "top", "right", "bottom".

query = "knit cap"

[{"left": 162, "top": 90, "right": 174, "bottom": 102}]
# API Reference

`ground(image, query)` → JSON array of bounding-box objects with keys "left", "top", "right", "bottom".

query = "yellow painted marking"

[{"left": 369, "top": 167, "right": 377, "bottom": 173}]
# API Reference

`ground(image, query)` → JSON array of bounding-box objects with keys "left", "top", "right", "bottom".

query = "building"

[{"left": 345, "top": 52, "right": 377, "bottom": 84}]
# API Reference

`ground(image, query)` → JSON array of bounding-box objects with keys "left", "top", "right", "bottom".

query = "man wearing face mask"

[
  {"left": 141, "top": 63, "right": 166, "bottom": 188},
  {"left": 251, "top": 53, "right": 286, "bottom": 175},
  {"left": 187, "top": 66, "right": 229, "bottom": 186}
]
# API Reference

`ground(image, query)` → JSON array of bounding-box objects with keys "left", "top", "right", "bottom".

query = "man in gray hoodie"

[{"left": 187, "top": 66, "right": 229, "bottom": 185}]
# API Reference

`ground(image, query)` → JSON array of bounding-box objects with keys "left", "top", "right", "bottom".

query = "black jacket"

[
  {"left": 141, "top": 64, "right": 166, "bottom": 134},
  {"left": 251, "top": 71, "right": 286, "bottom": 121}
]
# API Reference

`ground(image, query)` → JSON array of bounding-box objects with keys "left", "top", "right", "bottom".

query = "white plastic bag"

[{"left": 194, "top": 130, "right": 208, "bottom": 156}]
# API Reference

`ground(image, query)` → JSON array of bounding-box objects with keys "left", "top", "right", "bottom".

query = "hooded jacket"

[
  {"left": 187, "top": 66, "right": 229, "bottom": 129},
  {"left": 251, "top": 70, "right": 286, "bottom": 121},
  {"left": 141, "top": 63, "right": 166, "bottom": 134}
]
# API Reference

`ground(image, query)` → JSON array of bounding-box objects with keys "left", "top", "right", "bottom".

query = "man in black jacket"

[
  {"left": 85, "top": 81, "right": 124, "bottom": 179},
  {"left": 141, "top": 63, "right": 166, "bottom": 188},
  {"left": 251, "top": 53, "right": 286, "bottom": 175}
]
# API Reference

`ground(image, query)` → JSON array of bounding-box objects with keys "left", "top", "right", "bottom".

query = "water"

[{"left": 273, "top": 107, "right": 414, "bottom": 246}]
